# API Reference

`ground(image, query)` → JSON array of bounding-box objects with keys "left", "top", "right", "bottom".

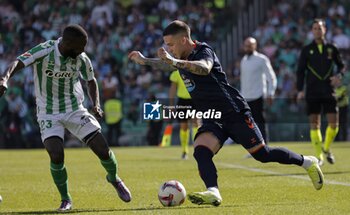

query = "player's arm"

[
  {"left": 87, "top": 78, "right": 103, "bottom": 118},
  {"left": 262, "top": 57, "right": 277, "bottom": 94},
  {"left": 296, "top": 47, "right": 307, "bottom": 101},
  {"left": 333, "top": 46, "right": 345, "bottom": 75},
  {"left": 157, "top": 47, "right": 213, "bottom": 76},
  {"left": 329, "top": 46, "right": 345, "bottom": 87},
  {"left": 128, "top": 51, "right": 175, "bottom": 72},
  {"left": 0, "top": 60, "right": 25, "bottom": 97},
  {"left": 262, "top": 56, "right": 277, "bottom": 104}
]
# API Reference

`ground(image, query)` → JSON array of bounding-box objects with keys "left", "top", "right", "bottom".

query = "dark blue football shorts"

[{"left": 194, "top": 110, "right": 264, "bottom": 153}]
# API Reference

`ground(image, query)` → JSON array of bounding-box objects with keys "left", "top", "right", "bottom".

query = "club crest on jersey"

[
  {"left": 180, "top": 74, "right": 195, "bottom": 92},
  {"left": 22, "top": 52, "right": 32, "bottom": 58},
  {"left": 45, "top": 70, "right": 75, "bottom": 78}
]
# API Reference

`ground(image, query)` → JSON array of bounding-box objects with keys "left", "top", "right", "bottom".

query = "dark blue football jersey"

[{"left": 178, "top": 41, "right": 249, "bottom": 115}]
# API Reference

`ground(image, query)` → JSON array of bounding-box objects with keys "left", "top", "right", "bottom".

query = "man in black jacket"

[{"left": 297, "top": 19, "right": 345, "bottom": 166}]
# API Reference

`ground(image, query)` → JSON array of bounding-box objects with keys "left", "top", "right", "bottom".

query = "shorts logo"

[
  {"left": 143, "top": 100, "right": 162, "bottom": 120},
  {"left": 245, "top": 117, "right": 255, "bottom": 129},
  {"left": 80, "top": 115, "right": 91, "bottom": 126}
]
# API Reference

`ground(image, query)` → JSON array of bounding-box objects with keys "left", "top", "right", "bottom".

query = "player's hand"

[
  {"left": 92, "top": 106, "right": 104, "bottom": 119},
  {"left": 157, "top": 47, "right": 174, "bottom": 65},
  {"left": 330, "top": 74, "right": 342, "bottom": 87},
  {"left": 128, "top": 51, "right": 146, "bottom": 65},
  {"left": 0, "top": 78, "right": 8, "bottom": 98},
  {"left": 296, "top": 91, "right": 304, "bottom": 103}
]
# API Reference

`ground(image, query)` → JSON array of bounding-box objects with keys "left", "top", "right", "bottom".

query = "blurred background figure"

[
  {"left": 169, "top": 70, "right": 198, "bottom": 159},
  {"left": 240, "top": 37, "right": 277, "bottom": 143}
]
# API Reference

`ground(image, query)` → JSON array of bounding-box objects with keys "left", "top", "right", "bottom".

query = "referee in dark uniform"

[{"left": 297, "top": 18, "right": 345, "bottom": 166}]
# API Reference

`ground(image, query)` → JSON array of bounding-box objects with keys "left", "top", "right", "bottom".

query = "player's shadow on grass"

[{"left": 3, "top": 205, "right": 239, "bottom": 215}]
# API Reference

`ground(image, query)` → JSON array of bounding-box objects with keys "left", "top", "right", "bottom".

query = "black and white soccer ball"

[{"left": 158, "top": 180, "right": 186, "bottom": 206}]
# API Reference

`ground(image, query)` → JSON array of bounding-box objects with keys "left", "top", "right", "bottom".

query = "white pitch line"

[{"left": 217, "top": 162, "right": 350, "bottom": 187}]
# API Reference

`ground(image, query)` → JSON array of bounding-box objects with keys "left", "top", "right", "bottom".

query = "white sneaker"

[
  {"left": 188, "top": 188, "right": 222, "bottom": 206},
  {"left": 303, "top": 156, "right": 324, "bottom": 190},
  {"left": 57, "top": 200, "right": 72, "bottom": 212}
]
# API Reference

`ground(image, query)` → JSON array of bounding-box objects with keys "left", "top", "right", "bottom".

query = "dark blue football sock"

[
  {"left": 252, "top": 145, "right": 303, "bottom": 166},
  {"left": 193, "top": 145, "right": 218, "bottom": 188}
]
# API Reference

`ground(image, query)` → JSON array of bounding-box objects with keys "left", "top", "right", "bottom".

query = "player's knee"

[
  {"left": 50, "top": 153, "right": 64, "bottom": 164},
  {"left": 87, "top": 132, "right": 110, "bottom": 160},
  {"left": 193, "top": 145, "right": 214, "bottom": 161},
  {"left": 251, "top": 145, "right": 271, "bottom": 163},
  {"left": 44, "top": 136, "right": 64, "bottom": 164}
]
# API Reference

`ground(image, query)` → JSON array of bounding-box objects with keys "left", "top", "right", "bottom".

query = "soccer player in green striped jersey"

[{"left": 0, "top": 24, "right": 131, "bottom": 212}]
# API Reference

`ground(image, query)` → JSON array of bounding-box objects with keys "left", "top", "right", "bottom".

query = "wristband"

[{"left": 172, "top": 59, "right": 178, "bottom": 67}]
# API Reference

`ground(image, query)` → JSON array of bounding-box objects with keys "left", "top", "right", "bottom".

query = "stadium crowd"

[{"left": 0, "top": 0, "right": 349, "bottom": 148}]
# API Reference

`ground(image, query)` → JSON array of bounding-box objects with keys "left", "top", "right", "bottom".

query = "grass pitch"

[{"left": 0, "top": 142, "right": 350, "bottom": 215}]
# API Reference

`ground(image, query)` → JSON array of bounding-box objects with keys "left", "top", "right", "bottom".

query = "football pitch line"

[{"left": 217, "top": 162, "right": 350, "bottom": 187}]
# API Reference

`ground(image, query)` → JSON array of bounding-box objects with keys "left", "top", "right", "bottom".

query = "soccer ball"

[{"left": 158, "top": 180, "right": 186, "bottom": 206}]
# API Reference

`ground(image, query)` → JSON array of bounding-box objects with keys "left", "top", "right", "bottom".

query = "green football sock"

[
  {"left": 100, "top": 150, "right": 119, "bottom": 182},
  {"left": 50, "top": 162, "right": 71, "bottom": 201}
]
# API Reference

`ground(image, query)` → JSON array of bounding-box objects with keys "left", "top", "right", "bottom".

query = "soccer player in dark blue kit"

[{"left": 129, "top": 20, "right": 324, "bottom": 206}]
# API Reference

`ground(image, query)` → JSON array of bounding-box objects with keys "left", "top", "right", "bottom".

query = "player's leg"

[
  {"left": 44, "top": 137, "right": 73, "bottom": 211},
  {"left": 188, "top": 122, "right": 226, "bottom": 206},
  {"left": 179, "top": 120, "right": 189, "bottom": 159},
  {"left": 234, "top": 111, "right": 324, "bottom": 190},
  {"left": 307, "top": 99, "right": 324, "bottom": 165},
  {"left": 38, "top": 115, "right": 72, "bottom": 211},
  {"left": 65, "top": 109, "right": 131, "bottom": 202},
  {"left": 191, "top": 118, "right": 199, "bottom": 140},
  {"left": 323, "top": 101, "right": 339, "bottom": 164},
  {"left": 84, "top": 130, "right": 131, "bottom": 202},
  {"left": 248, "top": 97, "right": 267, "bottom": 142},
  {"left": 309, "top": 114, "right": 323, "bottom": 164}
]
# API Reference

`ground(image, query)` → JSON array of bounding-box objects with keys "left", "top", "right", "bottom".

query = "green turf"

[{"left": 0, "top": 142, "right": 350, "bottom": 215}]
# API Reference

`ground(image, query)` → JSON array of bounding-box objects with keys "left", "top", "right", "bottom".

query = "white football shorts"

[{"left": 37, "top": 108, "right": 101, "bottom": 142}]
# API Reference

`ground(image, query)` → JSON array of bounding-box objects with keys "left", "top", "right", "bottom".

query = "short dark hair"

[
  {"left": 62, "top": 24, "right": 88, "bottom": 42},
  {"left": 312, "top": 18, "right": 326, "bottom": 27},
  {"left": 163, "top": 20, "right": 190, "bottom": 37}
]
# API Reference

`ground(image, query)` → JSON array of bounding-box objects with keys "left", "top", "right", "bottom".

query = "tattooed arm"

[
  {"left": 157, "top": 47, "right": 213, "bottom": 76},
  {"left": 128, "top": 51, "right": 175, "bottom": 72}
]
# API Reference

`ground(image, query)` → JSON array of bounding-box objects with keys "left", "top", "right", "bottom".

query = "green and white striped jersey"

[{"left": 17, "top": 38, "right": 94, "bottom": 114}]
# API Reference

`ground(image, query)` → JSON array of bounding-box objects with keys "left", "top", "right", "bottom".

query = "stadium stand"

[{"left": 0, "top": 0, "right": 349, "bottom": 148}]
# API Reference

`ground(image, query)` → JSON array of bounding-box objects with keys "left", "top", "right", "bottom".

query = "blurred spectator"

[
  {"left": 145, "top": 94, "right": 163, "bottom": 146},
  {"left": 4, "top": 88, "right": 27, "bottom": 148},
  {"left": 102, "top": 71, "right": 119, "bottom": 100},
  {"left": 335, "top": 85, "right": 349, "bottom": 141},
  {"left": 104, "top": 98, "right": 123, "bottom": 146}
]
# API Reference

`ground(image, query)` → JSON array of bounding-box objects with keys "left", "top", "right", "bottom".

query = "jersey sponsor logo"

[
  {"left": 143, "top": 100, "right": 162, "bottom": 120},
  {"left": 45, "top": 70, "right": 76, "bottom": 78}
]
